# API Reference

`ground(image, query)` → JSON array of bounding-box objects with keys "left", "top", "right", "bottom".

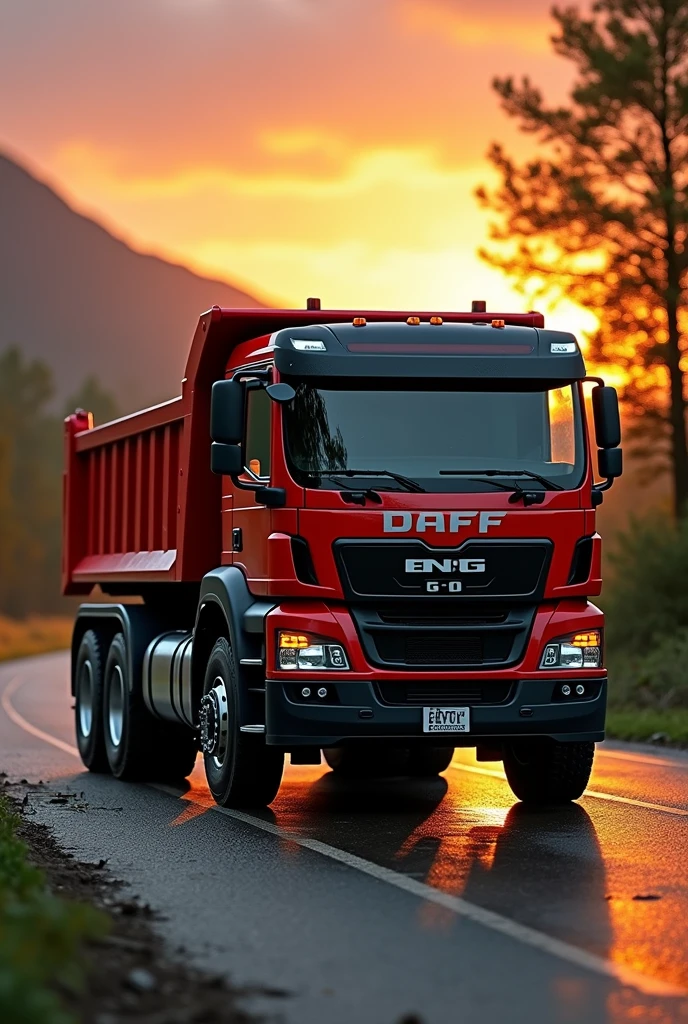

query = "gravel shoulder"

[{"left": 6, "top": 778, "right": 263, "bottom": 1024}]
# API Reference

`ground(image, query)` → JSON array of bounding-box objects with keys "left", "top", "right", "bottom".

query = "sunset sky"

[{"left": 1, "top": 0, "right": 596, "bottom": 335}]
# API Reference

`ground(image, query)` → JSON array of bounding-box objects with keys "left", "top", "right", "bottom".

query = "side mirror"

[
  {"left": 265, "top": 382, "right": 296, "bottom": 404},
  {"left": 211, "top": 380, "right": 244, "bottom": 444},
  {"left": 210, "top": 442, "right": 243, "bottom": 476},
  {"left": 592, "top": 385, "right": 621, "bottom": 449},
  {"left": 598, "top": 446, "right": 623, "bottom": 481}
]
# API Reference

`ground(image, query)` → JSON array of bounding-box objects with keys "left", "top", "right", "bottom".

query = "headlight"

[
  {"left": 277, "top": 631, "right": 349, "bottom": 671},
  {"left": 540, "top": 631, "right": 602, "bottom": 669}
]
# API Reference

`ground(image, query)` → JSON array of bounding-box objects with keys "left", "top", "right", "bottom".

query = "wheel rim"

[
  {"left": 78, "top": 660, "right": 94, "bottom": 738},
  {"left": 199, "top": 676, "right": 230, "bottom": 770},
  {"left": 108, "top": 665, "right": 125, "bottom": 748}
]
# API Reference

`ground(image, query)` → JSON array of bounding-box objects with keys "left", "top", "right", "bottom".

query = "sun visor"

[{"left": 273, "top": 322, "right": 586, "bottom": 381}]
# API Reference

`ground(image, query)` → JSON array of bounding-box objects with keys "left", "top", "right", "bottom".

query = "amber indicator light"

[
  {"left": 279, "top": 632, "right": 310, "bottom": 649},
  {"left": 570, "top": 631, "right": 601, "bottom": 648},
  {"left": 491, "top": 319, "right": 506, "bottom": 328},
  {"left": 407, "top": 316, "right": 421, "bottom": 325},
  {"left": 430, "top": 316, "right": 443, "bottom": 325},
  {"left": 352, "top": 317, "right": 367, "bottom": 327}
]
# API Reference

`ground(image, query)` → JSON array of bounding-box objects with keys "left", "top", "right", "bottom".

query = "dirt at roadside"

[{"left": 4, "top": 778, "right": 277, "bottom": 1024}]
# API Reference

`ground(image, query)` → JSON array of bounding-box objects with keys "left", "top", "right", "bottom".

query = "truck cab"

[{"left": 63, "top": 304, "right": 622, "bottom": 808}]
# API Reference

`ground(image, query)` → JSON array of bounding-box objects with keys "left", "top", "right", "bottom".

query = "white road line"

[
  {"left": 449, "top": 762, "right": 688, "bottom": 817},
  {"left": 151, "top": 783, "right": 686, "bottom": 999},
  {"left": 3, "top": 675, "right": 688, "bottom": 1000},
  {"left": 1, "top": 676, "right": 80, "bottom": 758},
  {"left": 598, "top": 748, "right": 688, "bottom": 771}
]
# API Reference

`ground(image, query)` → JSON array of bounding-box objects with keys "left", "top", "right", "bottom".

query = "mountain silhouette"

[{"left": 0, "top": 152, "right": 264, "bottom": 413}]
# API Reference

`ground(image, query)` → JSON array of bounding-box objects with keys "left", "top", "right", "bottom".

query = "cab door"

[{"left": 231, "top": 386, "right": 272, "bottom": 591}]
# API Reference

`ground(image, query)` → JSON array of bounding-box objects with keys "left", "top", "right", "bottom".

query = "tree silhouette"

[{"left": 477, "top": 0, "right": 688, "bottom": 517}]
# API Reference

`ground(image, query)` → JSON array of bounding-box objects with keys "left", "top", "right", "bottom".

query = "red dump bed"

[{"left": 62, "top": 306, "right": 545, "bottom": 594}]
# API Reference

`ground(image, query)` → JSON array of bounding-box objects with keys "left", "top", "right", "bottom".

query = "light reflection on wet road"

[{"left": 2, "top": 652, "right": 688, "bottom": 1020}]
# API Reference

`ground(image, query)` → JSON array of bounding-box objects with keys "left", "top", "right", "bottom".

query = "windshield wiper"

[
  {"left": 439, "top": 468, "right": 564, "bottom": 491},
  {"left": 321, "top": 469, "right": 426, "bottom": 493}
]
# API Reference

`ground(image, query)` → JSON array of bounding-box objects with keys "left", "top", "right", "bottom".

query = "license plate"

[{"left": 423, "top": 707, "right": 470, "bottom": 733}]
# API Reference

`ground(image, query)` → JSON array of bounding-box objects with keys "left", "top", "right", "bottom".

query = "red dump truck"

[{"left": 63, "top": 302, "right": 622, "bottom": 808}]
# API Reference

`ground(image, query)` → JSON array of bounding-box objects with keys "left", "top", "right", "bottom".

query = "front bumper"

[{"left": 265, "top": 677, "right": 607, "bottom": 747}]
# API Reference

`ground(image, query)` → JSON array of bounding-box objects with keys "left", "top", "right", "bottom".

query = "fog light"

[
  {"left": 561, "top": 684, "right": 572, "bottom": 696},
  {"left": 301, "top": 687, "right": 311, "bottom": 698},
  {"left": 575, "top": 684, "right": 585, "bottom": 696},
  {"left": 317, "top": 687, "right": 328, "bottom": 698}
]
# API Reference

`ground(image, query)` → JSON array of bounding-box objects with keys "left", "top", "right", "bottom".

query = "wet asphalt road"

[{"left": 1, "top": 651, "right": 688, "bottom": 1023}]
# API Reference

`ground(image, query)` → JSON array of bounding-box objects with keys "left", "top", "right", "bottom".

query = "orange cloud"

[
  {"left": 0, "top": 0, "right": 587, "bottom": 336},
  {"left": 398, "top": 0, "right": 555, "bottom": 52}
]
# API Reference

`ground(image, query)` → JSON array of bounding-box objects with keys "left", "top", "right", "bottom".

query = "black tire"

[
  {"left": 103, "top": 632, "right": 198, "bottom": 782},
  {"left": 407, "top": 746, "right": 454, "bottom": 777},
  {"left": 503, "top": 740, "right": 595, "bottom": 805},
  {"left": 323, "top": 747, "right": 410, "bottom": 778},
  {"left": 74, "top": 629, "right": 110, "bottom": 773},
  {"left": 201, "top": 638, "right": 284, "bottom": 808}
]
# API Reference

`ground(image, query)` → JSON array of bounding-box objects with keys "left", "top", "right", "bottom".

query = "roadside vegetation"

[
  {"left": 0, "top": 794, "right": 104, "bottom": 1024},
  {"left": 604, "top": 515, "right": 688, "bottom": 746},
  {"left": 0, "top": 616, "right": 72, "bottom": 664},
  {"left": 0, "top": 347, "right": 118, "bottom": 618}
]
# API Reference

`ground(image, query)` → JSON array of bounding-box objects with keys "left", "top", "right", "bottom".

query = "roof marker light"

[
  {"left": 430, "top": 316, "right": 443, "bottom": 325},
  {"left": 352, "top": 317, "right": 367, "bottom": 327},
  {"left": 551, "top": 342, "right": 577, "bottom": 354},
  {"left": 491, "top": 319, "right": 506, "bottom": 328},
  {"left": 407, "top": 316, "right": 421, "bottom": 325},
  {"left": 292, "top": 339, "right": 326, "bottom": 352}
]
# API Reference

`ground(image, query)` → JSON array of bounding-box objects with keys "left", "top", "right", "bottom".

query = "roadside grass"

[
  {"left": 606, "top": 708, "right": 688, "bottom": 747},
  {"left": 0, "top": 616, "right": 72, "bottom": 664},
  {"left": 0, "top": 795, "right": 106, "bottom": 1024}
]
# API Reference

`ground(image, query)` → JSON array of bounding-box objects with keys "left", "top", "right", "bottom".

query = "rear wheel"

[
  {"left": 201, "top": 638, "right": 284, "bottom": 808},
  {"left": 503, "top": 740, "right": 595, "bottom": 805},
  {"left": 407, "top": 746, "right": 454, "bottom": 777},
  {"left": 323, "top": 747, "right": 410, "bottom": 778},
  {"left": 103, "top": 632, "right": 146, "bottom": 780},
  {"left": 103, "top": 631, "right": 198, "bottom": 782},
  {"left": 74, "top": 629, "right": 109, "bottom": 772}
]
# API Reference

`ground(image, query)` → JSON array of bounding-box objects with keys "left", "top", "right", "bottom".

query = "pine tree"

[{"left": 477, "top": 0, "right": 688, "bottom": 516}]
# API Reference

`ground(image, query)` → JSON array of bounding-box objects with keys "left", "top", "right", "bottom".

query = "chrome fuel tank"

[{"left": 142, "top": 632, "right": 194, "bottom": 727}]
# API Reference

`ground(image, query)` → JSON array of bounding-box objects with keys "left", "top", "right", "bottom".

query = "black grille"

[
  {"left": 376, "top": 633, "right": 483, "bottom": 665},
  {"left": 376, "top": 680, "right": 513, "bottom": 706},
  {"left": 335, "top": 539, "right": 552, "bottom": 601},
  {"left": 378, "top": 604, "right": 509, "bottom": 627},
  {"left": 351, "top": 603, "right": 535, "bottom": 670}
]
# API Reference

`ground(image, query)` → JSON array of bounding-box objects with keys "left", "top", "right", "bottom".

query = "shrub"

[{"left": 604, "top": 513, "right": 688, "bottom": 654}]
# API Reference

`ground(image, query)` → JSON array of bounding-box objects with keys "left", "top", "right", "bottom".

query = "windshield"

[{"left": 283, "top": 380, "right": 585, "bottom": 492}]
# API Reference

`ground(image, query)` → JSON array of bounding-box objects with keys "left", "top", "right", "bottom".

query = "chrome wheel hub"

[
  {"left": 200, "top": 677, "right": 229, "bottom": 769},
  {"left": 108, "top": 665, "right": 125, "bottom": 748},
  {"left": 78, "top": 660, "right": 94, "bottom": 738}
]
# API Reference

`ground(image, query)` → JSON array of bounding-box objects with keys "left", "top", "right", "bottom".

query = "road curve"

[{"left": 1, "top": 652, "right": 687, "bottom": 1024}]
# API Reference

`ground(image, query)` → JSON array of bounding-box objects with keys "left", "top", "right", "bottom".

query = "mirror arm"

[{"left": 231, "top": 367, "right": 271, "bottom": 384}]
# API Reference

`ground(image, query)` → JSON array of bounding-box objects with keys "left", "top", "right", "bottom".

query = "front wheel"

[
  {"left": 200, "top": 638, "right": 284, "bottom": 808},
  {"left": 503, "top": 740, "right": 595, "bottom": 805}
]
